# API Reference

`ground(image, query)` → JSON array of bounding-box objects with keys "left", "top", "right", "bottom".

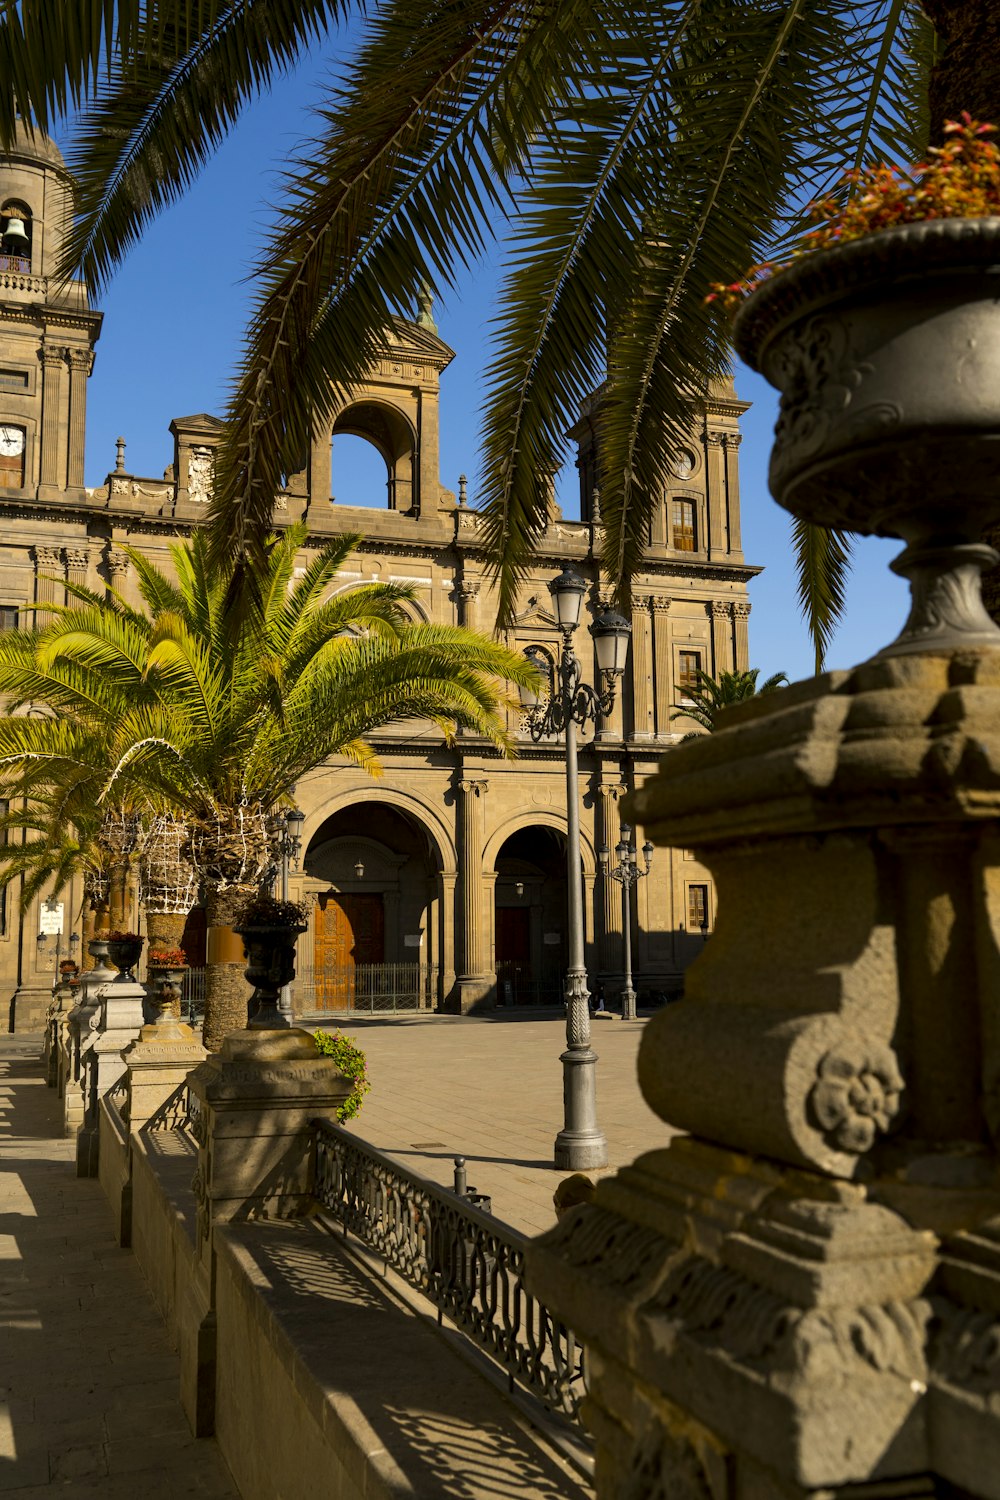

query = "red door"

[{"left": 315, "top": 893, "right": 385, "bottom": 1010}]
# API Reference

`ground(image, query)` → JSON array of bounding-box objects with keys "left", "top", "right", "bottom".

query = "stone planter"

[
  {"left": 146, "top": 965, "right": 188, "bottom": 1027},
  {"left": 734, "top": 218, "right": 1000, "bottom": 655},
  {"left": 234, "top": 921, "right": 307, "bottom": 1030},
  {"left": 106, "top": 935, "right": 144, "bottom": 981}
]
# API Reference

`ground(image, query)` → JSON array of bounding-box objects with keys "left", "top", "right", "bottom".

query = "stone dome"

[{"left": 2, "top": 119, "right": 67, "bottom": 173}]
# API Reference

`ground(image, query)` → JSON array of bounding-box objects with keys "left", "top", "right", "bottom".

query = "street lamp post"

[
  {"left": 271, "top": 806, "right": 305, "bottom": 1019},
  {"left": 599, "top": 825, "right": 654, "bottom": 1021},
  {"left": 519, "top": 567, "right": 630, "bottom": 1171}
]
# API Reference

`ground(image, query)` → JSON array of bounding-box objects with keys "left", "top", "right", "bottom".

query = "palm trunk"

[
  {"left": 109, "top": 861, "right": 128, "bottom": 930},
  {"left": 920, "top": 0, "right": 1000, "bottom": 140},
  {"left": 201, "top": 883, "right": 255, "bottom": 1052}
]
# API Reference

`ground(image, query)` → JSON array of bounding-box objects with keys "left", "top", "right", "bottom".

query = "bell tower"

[{"left": 0, "top": 122, "right": 101, "bottom": 506}]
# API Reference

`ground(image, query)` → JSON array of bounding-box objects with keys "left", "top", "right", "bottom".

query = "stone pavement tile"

[{"left": 330, "top": 1012, "right": 672, "bottom": 1236}]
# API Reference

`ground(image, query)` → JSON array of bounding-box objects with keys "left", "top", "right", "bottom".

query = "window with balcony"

[{"left": 672, "top": 498, "right": 696, "bottom": 551}]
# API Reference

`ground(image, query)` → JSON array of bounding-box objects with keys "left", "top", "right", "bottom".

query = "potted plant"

[
  {"left": 105, "top": 929, "right": 145, "bottom": 981},
  {"left": 233, "top": 894, "right": 308, "bottom": 1030},
  {"left": 712, "top": 117, "right": 1000, "bottom": 659},
  {"left": 147, "top": 945, "right": 189, "bottom": 1027}
]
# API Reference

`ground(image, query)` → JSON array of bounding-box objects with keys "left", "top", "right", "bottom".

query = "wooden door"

[{"left": 315, "top": 893, "right": 385, "bottom": 1010}]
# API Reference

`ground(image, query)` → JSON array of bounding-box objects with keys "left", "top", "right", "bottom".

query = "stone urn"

[
  {"left": 234, "top": 921, "right": 307, "bottom": 1030},
  {"left": 734, "top": 217, "right": 1000, "bottom": 655},
  {"left": 146, "top": 964, "right": 188, "bottom": 1027},
  {"left": 105, "top": 933, "right": 144, "bottom": 981}
]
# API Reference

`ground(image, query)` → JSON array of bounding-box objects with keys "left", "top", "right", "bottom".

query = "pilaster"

[
  {"left": 705, "top": 429, "right": 727, "bottom": 557},
  {"left": 630, "top": 596, "right": 654, "bottom": 740},
  {"left": 38, "top": 344, "right": 64, "bottom": 494},
  {"left": 709, "top": 598, "right": 732, "bottom": 676},
  {"left": 651, "top": 596, "right": 673, "bottom": 736},
  {"left": 65, "top": 544, "right": 91, "bottom": 593},
  {"left": 66, "top": 347, "right": 92, "bottom": 491},
  {"left": 733, "top": 600, "right": 751, "bottom": 672},
  {"left": 33, "top": 545, "right": 63, "bottom": 620},
  {"left": 724, "top": 431, "right": 743, "bottom": 555}
]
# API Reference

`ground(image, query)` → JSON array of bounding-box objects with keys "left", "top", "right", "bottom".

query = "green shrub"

[{"left": 313, "top": 1030, "right": 371, "bottom": 1122}]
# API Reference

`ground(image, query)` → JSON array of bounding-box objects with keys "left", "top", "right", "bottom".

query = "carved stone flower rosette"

[{"left": 809, "top": 1040, "right": 903, "bottom": 1154}]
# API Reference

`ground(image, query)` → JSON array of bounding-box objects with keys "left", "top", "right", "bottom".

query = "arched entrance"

[
  {"left": 301, "top": 802, "right": 440, "bottom": 1012},
  {"left": 494, "top": 827, "right": 568, "bottom": 1005}
]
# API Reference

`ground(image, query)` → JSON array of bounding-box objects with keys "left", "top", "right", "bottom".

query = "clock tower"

[{"left": 0, "top": 121, "right": 101, "bottom": 507}]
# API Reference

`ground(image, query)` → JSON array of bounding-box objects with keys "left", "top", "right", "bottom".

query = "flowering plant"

[
  {"left": 233, "top": 894, "right": 308, "bottom": 928},
  {"left": 313, "top": 1030, "right": 371, "bottom": 1122},
  {"left": 708, "top": 117, "right": 1000, "bottom": 315},
  {"left": 147, "top": 946, "right": 188, "bottom": 968},
  {"left": 106, "top": 929, "right": 142, "bottom": 942}
]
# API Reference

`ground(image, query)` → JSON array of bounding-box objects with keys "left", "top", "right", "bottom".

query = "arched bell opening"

[
  {"left": 330, "top": 400, "right": 417, "bottom": 513},
  {"left": 0, "top": 201, "right": 32, "bottom": 273},
  {"left": 299, "top": 801, "right": 442, "bottom": 1012},
  {"left": 494, "top": 826, "right": 569, "bottom": 1006}
]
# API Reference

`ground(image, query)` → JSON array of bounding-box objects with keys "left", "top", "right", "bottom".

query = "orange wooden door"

[{"left": 315, "top": 894, "right": 385, "bottom": 1010}]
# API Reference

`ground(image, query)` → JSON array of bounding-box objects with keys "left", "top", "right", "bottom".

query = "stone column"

[
  {"left": 527, "top": 648, "right": 1000, "bottom": 1500},
  {"left": 66, "top": 348, "right": 92, "bottom": 491},
  {"left": 597, "top": 783, "right": 627, "bottom": 974},
  {"left": 709, "top": 598, "right": 732, "bottom": 676},
  {"left": 724, "top": 431, "right": 743, "bottom": 555},
  {"left": 630, "top": 596, "right": 654, "bottom": 740},
  {"left": 33, "top": 545, "right": 63, "bottom": 622},
  {"left": 733, "top": 600, "right": 751, "bottom": 672},
  {"left": 38, "top": 345, "right": 65, "bottom": 492},
  {"left": 456, "top": 777, "right": 492, "bottom": 1012},
  {"left": 651, "top": 595, "right": 673, "bottom": 737},
  {"left": 705, "top": 429, "right": 727, "bottom": 557}
]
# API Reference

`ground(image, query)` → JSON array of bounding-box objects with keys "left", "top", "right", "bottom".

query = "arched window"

[
  {"left": 0, "top": 203, "right": 32, "bottom": 273},
  {"left": 330, "top": 401, "right": 417, "bottom": 512}
]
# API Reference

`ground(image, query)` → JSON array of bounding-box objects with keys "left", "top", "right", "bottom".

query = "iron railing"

[
  {"left": 296, "top": 962, "right": 438, "bottom": 1014},
  {"left": 105, "top": 1073, "right": 129, "bottom": 1123},
  {"left": 312, "top": 1119, "right": 584, "bottom": 1422}
]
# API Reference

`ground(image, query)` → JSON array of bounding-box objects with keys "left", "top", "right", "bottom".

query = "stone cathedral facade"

[{"left": 0, "top": 124, "right": 757, "bottom": 1029}]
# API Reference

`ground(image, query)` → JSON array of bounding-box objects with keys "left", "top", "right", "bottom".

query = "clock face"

[{"left": 0, "top": 425, "right": 24, "bottom": 458}]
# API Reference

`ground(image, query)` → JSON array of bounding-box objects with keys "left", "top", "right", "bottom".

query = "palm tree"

[
  {"left": 0, "top": 0, "right": 985, "bottom": 662},
  {"left": 0, "top": 526, "right": 536, "bottom": 1048},
  {"left": 672, "top": 667, "right": 789, "bottom": 736}
]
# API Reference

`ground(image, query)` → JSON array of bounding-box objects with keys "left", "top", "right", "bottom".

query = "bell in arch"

[{"left": 2, "top": 215, "right": 29, "bottom": 252}]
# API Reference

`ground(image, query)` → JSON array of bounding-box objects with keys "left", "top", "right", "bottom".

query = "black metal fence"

[
  {"left": 312, "top": 1118, "right": 584, "bottom": 1423},
  {"left": 295, "top": 962, "right": 438, "bottom": 1015}
]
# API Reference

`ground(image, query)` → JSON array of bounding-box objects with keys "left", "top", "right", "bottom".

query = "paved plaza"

[
  {"left": 0, "top": 1036, "right": 237, "bottom": 1499},
  {"left": 321, "top": 1010, "right": 674, "bottom": 1236}
]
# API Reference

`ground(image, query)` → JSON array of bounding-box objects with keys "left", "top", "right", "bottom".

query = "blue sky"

[{"left": 71, "top": 47, "right": 908, "bottom": 684}]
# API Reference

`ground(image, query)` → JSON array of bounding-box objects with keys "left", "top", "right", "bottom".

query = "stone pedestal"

[
  {"left": 527, "top": 652, "right": 1000, "bottom": 1500},
  {"left": 77, "top": 976, "right": 147, "bottom": 1177},
  {"left": 180, "top": 1028, "right": 351, "bottom": 1434}
]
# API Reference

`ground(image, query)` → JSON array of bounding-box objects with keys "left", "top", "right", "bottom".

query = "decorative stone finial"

[
  {"left": 458, "top": 473, "right": 468, "bottom": 508},
  {"left": 114, "top": 436, "right": 126, "bottom": 473},
  {"left": 416, "top": 280, "right": 438, "bottom": 333}
]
